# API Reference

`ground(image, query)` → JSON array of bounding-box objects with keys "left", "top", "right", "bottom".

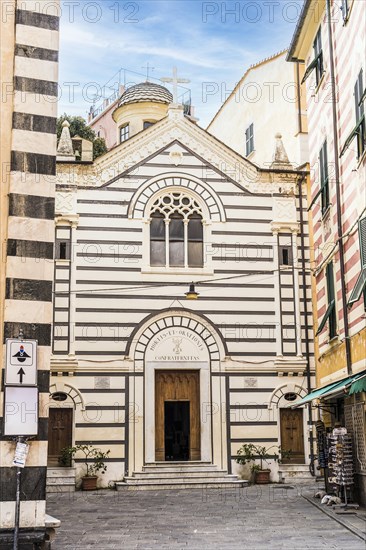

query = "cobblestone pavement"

[{"left": 47, "top": 486, "right": 365, "bottom": 549}]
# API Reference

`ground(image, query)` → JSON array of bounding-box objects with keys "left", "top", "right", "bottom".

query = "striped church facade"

[
  {"left": 0, "top": 0, "right": 60, "bottom": 546},
  {"left": 51, "top": 106, "right": 315, "bottom": 486},
  {"left": 287, "top": 0, "right": 366, "bottom": 504}
]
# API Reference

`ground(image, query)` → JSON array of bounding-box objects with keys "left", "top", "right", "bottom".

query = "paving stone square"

[{"left": 47, "top": 486, "right": 365, "bottom": 549}]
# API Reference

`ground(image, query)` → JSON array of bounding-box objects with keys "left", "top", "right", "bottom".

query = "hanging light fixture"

[{"left": 185, "top": 282, "right": 199, "bottom": 300}]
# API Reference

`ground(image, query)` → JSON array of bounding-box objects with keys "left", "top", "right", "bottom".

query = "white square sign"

[
  {"left": 4, "top": 387, "right": 38, "bottom": 436},
  {"left": 5, "top": 339, "right": 37, "bottom": 386}
]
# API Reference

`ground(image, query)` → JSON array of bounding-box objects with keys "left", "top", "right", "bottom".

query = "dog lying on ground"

[{"left": 320, "top": 494, "right": 342, "bottom": 506}]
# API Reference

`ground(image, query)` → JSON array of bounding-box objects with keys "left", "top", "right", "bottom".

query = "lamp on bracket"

[{"left": 185, "top": 282, "right": 199, "bottom": 300}]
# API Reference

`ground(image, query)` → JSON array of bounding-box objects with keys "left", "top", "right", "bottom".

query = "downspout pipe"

[
  {"left": 326, "top": 0, "right": 352, "bottom": 375},
  {"left": 298, "top": 174, "right": 315, "bottom": 473}
]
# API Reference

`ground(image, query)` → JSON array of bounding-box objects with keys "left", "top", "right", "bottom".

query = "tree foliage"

[{"left": 57, "top": 114, "right": 108, "bottom": 160}]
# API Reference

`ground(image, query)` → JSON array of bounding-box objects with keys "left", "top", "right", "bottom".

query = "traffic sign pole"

[
  {"left": 13, "top": 436, "right": 27, "bottom": 550},
  {"left": 2, "top": 336, "right": 38, "bottom": 547}
]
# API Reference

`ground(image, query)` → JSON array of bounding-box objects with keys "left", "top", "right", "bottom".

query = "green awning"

[
  {"left": 291, "top": 370, "right": 366, "bottom": 407},
  {"left": 349, "top": 374, "right": 366, "bottom": 395},
  {"left": 291, "top": 380, "right": 341, "bottom": 407}
]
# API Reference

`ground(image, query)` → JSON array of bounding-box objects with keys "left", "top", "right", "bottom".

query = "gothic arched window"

[{"left": 149, "top": 193, "right": 204, "bottom": 268}]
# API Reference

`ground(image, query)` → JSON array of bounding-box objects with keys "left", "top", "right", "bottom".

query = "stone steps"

[
  {"left": 46, "top": 467, "right": 76, "bottom": 493},
  {"left": 133, "top": 471, "right": 236, "bottom": 479},
  {"left": 142, "top": 463, "right": 220, "bottom": 474},
  {"left": 116, "top": 480, "right": 248, "bottom": 491},
  {"left": 116, "top": 462, "right": 248, "bottom": 491},
  {"left": 278, "top": 464, "right": 314, "bottom": 484}
]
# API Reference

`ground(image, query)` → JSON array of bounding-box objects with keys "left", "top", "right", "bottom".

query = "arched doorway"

[
  {"left": 127, "top": 309, "right": 226, "bottom": 470},
  {"left": 268, "top": 383, "right": 308, "bottom": 464},
  {"left": 47, "top": 383, "right": 85, "bottom": 466}
]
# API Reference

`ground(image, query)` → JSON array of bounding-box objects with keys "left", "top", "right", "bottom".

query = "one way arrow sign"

[
  {"left": 5, "top": 339, "right": 37, "bottom": 386},
  {"left": 17, "top": 368, "right": 25, "bottom": 384}
]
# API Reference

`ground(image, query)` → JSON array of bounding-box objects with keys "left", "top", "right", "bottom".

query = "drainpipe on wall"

[
  {"left": 296, "top": 61, "right": 303, "bottom": 134},
  {"left": 298, "top": 174, "right": 315, "bottom": 472},
  {"left": 326, "top": 0, "right": 352, "bottom": 375}
]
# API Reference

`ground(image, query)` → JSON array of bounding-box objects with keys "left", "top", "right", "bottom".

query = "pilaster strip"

[
  {"left": 1, "top": 3, "right": 59, "bottom": 537},
  {"left": 9, "top": 193, "right": 55, "bottom": 219},
  {"left": 15, "top": 9, "right": 59, "bottom": 31},
  {"left": 15, "top": 44, "right": 59, "bottom": 62},
  {"left": 12, "top": 112, "right": 57, "bottom": 134},
  {"left": 6, "top": 278, "right": 53, "bottom": 302}
]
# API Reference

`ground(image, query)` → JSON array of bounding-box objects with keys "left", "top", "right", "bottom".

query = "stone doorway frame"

[
  {"left": 127, "top": 309, "right": 227, "bottom": 474},
  {"left": 146, "top": 362, "right": 210, "bottom": 463}
]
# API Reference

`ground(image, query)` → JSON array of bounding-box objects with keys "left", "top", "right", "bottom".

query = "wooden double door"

[
  {"left": 280, "top": 409, "right": 305, "bottom": 463},
  {"left": 155, "top": 370, "right": 200, "bottom": 461}
]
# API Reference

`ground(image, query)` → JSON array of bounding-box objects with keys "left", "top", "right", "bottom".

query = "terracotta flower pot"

[
  {"left": 254, "top": 469, "right": 271, "bottom": 484},
  {"left": 81, "top": 476, "right": 98, "bottom": 491}
]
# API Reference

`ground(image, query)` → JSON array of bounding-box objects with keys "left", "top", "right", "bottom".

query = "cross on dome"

[
  {"left": 161, "top": 66, "right": 190, "bottom": 104},
  {"left": 142, "top": 62, "right": 155, "bottom": 81}
]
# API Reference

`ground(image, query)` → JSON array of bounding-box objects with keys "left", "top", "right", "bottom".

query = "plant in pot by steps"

[
  {"left": 60, "top": 444, "right": 110, "bottom": 490},
  {"left": 236, "top": 443, "right": 291, "bottom": 484}
]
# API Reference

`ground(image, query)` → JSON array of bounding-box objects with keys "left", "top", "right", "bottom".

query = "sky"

[{"left": 58, "top": 0, "right": 304, "bottom": 127}]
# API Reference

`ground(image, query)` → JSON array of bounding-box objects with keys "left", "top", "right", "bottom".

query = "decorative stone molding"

[
  {"left": 129, "top": 173, "right": 226, "bottom": 222},
  {"left": 127, "top": 309, "right": 226, "bottom": 370},
  {"left": 55, "top": 191, "right": 77, "bottom": 217},
  {"left": 274, "top": 356, "right": 308, "bottom": 376},
  {"left": 271, "top": 221, "right": 300, "bottom": 234},
  {"left": 49, "top": 380, "right": 85, "bottom": 410},
  {"left": 50, "top": 355, "right": 78, "bottom": 372},
  {"left": 268, "top": 382, "right": 308, "bottom": 410},
  {"left": 169, "top": 150, "right": 184, "bottom": 165},
  {"left": 92, "top": 116, "right": 299, "bottom": 195},
  {"left": 55, "top": 214, "right": 79, "bottom": 228}
]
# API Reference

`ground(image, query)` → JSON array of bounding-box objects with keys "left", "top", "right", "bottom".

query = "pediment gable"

[{"left": 87, "top": 109, "right": 298, "bottom": 195}]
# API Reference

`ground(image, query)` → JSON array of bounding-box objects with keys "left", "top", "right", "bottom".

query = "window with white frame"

[
  {"left": 149, "top": 192, "right": 204, "bottom": 268},
  {"left": 120, "top": 123, "right": 129, "bottom": 143}
]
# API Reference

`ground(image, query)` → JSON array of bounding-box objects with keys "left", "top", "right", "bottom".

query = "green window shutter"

[
  {"left": 360, "top": 217, "right": 366, "bottom": 267},
  {"left": 348, "top": 218, "right": 366, "bottom": 308},
  {"left": 356, "top": 70, "right": 364, "bottom": 119},
  {"left": 359, "top": 87, "right": 366, "bottom": 106},
  {"left": 326, "top": 262, "right": 335, "bottom": 302},
  {"left": 307, "top": 176, "right": 329, "bottom": 210},
  {"left": 321, "top": 142, "right": 329, "bottom": 212},
  {"left": 316, "top": 299, "right": 335, "bottom": 335},
  {"left": 348, "top": 268, "right": 366, "bottom": 307},
  {"left": 340, "top": 115, "right": 365, "bottom": 157},
  {"left": 340, "top": 71, "right": 365, "bottom": 157},
  {"left": 301, "top": 53, "right": 321, "bottom": 84},
  {"left": 326, "top": 262, "right": 337, "bottom": 337}
]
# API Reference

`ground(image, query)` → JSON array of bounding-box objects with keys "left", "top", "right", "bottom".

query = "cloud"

[{"left": 58, "top": 0, "right": 299, "bottom": 126}]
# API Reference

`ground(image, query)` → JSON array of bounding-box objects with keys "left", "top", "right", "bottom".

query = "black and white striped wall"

[{"left": 1, "top": 0, "right": 59, "bottom": 545}]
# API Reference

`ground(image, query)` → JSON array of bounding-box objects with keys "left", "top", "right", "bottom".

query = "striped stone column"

[{"left": 1, "top": 0, "right": 60, "bottom": 546}]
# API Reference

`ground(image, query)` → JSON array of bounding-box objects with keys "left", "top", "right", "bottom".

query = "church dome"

[{"left": 119, "top": 82, "right": 173, "bottom": 106}]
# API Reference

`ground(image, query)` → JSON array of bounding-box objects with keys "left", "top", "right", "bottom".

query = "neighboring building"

[
  {"left": 87, "top": 85, "right": 125, "bottom": 150},
  {"left": 287, "top": 0, "right": 366, "bottom": 504},
  {"left": 0, "top": 0, "right": 60, "bottom": 548},
  {"left": 50, "top": 81, "right": 315, "bottom": 490},
  {"left": 207, "top": 50, "right": 308, "bottom": 169},
  {"left": 88, "top": 74, "right": 194, "bottom": 151}
]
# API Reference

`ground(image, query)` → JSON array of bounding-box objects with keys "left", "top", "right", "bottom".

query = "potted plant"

[
  {"left": 60, "top": 444, "right": 110, "bottom": 490},
  {"left": 236, "top": 443, "right": 290, "bottom": 484}
]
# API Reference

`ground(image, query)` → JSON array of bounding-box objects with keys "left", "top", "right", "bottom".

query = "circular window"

[
  {"left": 284, "top": 392, "right": 298, "bottom": 402},
  {"left": 52, "top": 392, "right": 68, "bottom": 402}
]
